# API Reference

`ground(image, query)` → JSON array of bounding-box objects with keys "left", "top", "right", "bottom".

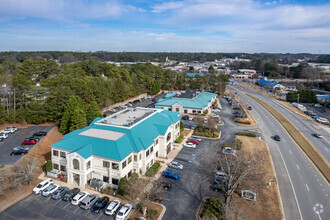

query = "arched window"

[{"left": 73, "top": 159, "right": 80, "bottom": 170}]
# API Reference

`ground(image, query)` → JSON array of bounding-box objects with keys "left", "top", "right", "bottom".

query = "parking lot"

[
  {"left": 0, "top": 126, "right": 53, "bottom": 165},
  {"left": 0, "top": 193, "right": 122, "bottom": 220}
]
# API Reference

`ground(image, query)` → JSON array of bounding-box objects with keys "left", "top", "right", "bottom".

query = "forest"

[{"left": 0, "top": 58, "right": 228, "bottom": 133}]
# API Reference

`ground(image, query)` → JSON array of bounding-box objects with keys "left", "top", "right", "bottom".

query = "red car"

[
  {"left": 187, "top": 139, "right": 199, "bottom": 144},
  {"left": 22, "top": 138, "right": 37, "bottom": 145}
]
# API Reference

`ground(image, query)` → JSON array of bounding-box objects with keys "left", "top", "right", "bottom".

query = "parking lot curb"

[
  {"left": 154, "top": 202, "right": 166, "bottom": 220},
  {"left": 196, "top": 197, "right": 209, "bottom": 220},
  {"left": 0, "top": 191, "right": 31, "bottom": 213}
]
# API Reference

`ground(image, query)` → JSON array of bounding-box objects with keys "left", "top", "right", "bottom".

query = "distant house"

[
  {"left": 256, "top": 79, "right": 285, "bottom": 91},
  {"left": 186, "top": 73, "right": 205, "bottom": 77},
  {"left": 155, "top": 90, "right": 217, "bottom": 114}
]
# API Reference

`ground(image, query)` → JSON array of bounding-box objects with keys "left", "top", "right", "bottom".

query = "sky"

[{"left": 0, "top": 0, "right": 330, "bottom": 53}]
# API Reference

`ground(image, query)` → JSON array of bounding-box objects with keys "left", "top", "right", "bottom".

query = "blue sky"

[{"left": 0, "top": 0, "right": 330, "bottom": 53}]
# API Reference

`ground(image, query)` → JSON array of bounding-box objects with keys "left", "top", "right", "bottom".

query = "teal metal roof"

[
  {"left": 155, "top": 91, "right": 216, "bottom": 109},
  {"left": 187, "top": 73, "right": 205, "bottom": 77},
  {"left": 51, "top": 110, "right": 180, "bottom": 161}
]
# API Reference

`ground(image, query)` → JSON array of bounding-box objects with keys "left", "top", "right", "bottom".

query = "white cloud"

[{"left": 151, "top": 1, "right": 185, "bottom": 13}]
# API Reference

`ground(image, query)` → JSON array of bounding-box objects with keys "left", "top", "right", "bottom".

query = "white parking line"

[
  {"left": 289, "top": 150, "right": 292, "bottom": 154},
  {"left": 96, "top": 213, "right": 104, "bottom": 220},
  {"left": 276, "top": 129, "right": 279, "bottom": 132},
  {"left": 54, "top": 199, "right": 62, "bottom": 205},
  {"left": 64, "top": 203, "right": 71, "bottom": 209},
  {"left": 283, "top": 139, "right": 285, "bottom": 142},
  {"left": 296, "top": 164, "right": 300, "bottom": 170},
  {"left": 73, "top": 207, "right": 80, "bottom": 213},
  {"left": 305, "top": 184, "right": 310, "bottom": 191}
]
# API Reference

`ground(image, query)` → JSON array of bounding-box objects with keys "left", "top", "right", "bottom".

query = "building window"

[
  {"left": 103, "top": 161, "right": 110, "bottom": 168},
  {"left": 134, "top": 155, "right": 137, "bottom": 161},
  {"left": 128, "top": 156, "right": 132, "bottom": 164},
  {"left": 73, "top": 159, "right": 79, "bottom": 170},
  {"left": 156, "top": 151, "right": 158, "bottom": 157},
  {"left": 151, "top": 159, "right": 154, "bottom": 165},
  {"left": 198, "top": 111, "right": 201, "bottom": 114},
  {"left": 60, "top": 165, "right": 66, "bottom": 172},
  {"left": 112, "top": 178, "right": 119, "bottom": 185},
  {"left": 53, "top": 150, "right": 58, "bottom": 157},
  {"left": 139, "top": 154, "right": 142, "bottom": 160},
  {"left": 176, "top": 108, "right": 179, "bottom": 112},
  {"left": 193, "top": 110, "right": 196, "bottom": 113},
  {"left": 184, "top": 110, "right": 187, "bottom": 113},
  {"left": 112, "top": 163, "right": 119, "bottom": 170},
  {"left": 146, "top": 150, "right": 150, "bottom": 157},
  {"left": 122, "top": 161, "right": 127, "bottom": 169},
  {"left": 155, "top": 138, "right": 159, "bottom": 145},
  {"left": 103, "top": 176, "right": 109, "bottom": 183},
  {"left": 150, "top": 146, "right": 154, "bottom": 153},
  {"left": 166, "top": 132, "right": 171, "bottom": 141},
  {"left": 86, "top": 161, "right": 91, "bottom": 170},
  {"left": 60, "top": 151, "right": 66, "bottom": 158},
  {"left": 53, "top": 163, "right": 59, "bottom": 170}
]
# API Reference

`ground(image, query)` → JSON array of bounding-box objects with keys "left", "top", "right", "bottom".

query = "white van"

[{"left": 32, "top": 178, "right": 53, "bottom": 194}]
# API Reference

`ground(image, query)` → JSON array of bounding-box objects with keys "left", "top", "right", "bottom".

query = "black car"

[
  {"left": 181, "top": 115, "right": 189, "bottom": 120},
  {"left": 274, "top": 135, "right": 281, "bottom": 141},
  {"left": 11, "top": 148, "right": 29, "bottom": 156},
  {"left": 33, "top": 131, "right": 47, "bottom": 137},
  {"left": 163, "top": 181, "right": 172, "bottom": 190},
  {"left": 62, "top": 188, "right": 80, "bottom": 201},
  {"left": 248, "top": 106, "right": 252, "bottom": 110},
  {"left": 91, "top": 196, "right": 109, "bottom": 213}
]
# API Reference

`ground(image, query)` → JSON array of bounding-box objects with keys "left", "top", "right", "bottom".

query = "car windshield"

[
  {"left": 64, "top": 192, "right": 70, "bottom": 197},
  {"left": 118, "top": 212, "right": 124, "bottom": 216},
  {"left": 36, "top": 184, "right": 43, "bottom": 188}
]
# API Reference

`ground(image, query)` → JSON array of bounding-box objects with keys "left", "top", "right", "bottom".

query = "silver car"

[{"left": 80, "top": 194, "right": 99, "bottom": 210}]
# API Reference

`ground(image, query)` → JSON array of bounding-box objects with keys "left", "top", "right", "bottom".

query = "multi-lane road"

[{"left": 229, "top": 85, "right": 329, "bottom": 220}]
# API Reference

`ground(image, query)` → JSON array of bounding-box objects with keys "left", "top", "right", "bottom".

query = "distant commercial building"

[
  {"left": 51, "top": 107, "right": 180, "bottom": 188},
  {"left": 186, "top": 73, "right": 205, "bottom": 77},
  {"left": 256, "top": 79, "right": 285, "bottom": 91},
  {"left": 155, "top": 90, "right": 217, "bottom": 114}
]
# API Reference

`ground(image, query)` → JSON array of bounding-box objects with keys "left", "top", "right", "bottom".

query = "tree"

[
  {"left": 10, "top": 157, "right": 40, "bottom": 187},
  {"left": 86, "top": 101, "right": 102, "bottom": 125},
  {"left": 0, "top": 104, "right": 5, "bottom": 124},
  {"left": 59, "top": 96, "right": 84, "bottom": 134},
  {"left": 69, "top": 108, "right": 86, "bottom": 132},
  {"left": 207, "top": 117, "right": 217, "bottom": 130},
  {"left": 189, "top": 66, "right": 194, "bottom": 71}
]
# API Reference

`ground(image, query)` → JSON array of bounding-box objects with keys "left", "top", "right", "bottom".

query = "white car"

[
  {"left": 2, "top": 126, "right": 18, "bottom": 134},
  {"left": 32, "top": 178, "right": 53, "bottom": 194},
  {"left": 71, "top": 191, "right": 89, "bottom": 205},
  {"left": 168, "top": 161, "right": 183, "bottom": 170},
  {"left": 184, "top": 142, "right": 196, "bottom": 148},
  {"left": 105, "top": 199, "right": 121, "bottom": 215},
  {"left": 0, "top": 132, "right": 8, "bottom": 139},
  {"left": 116, "top": 203, "right": 133, "bottom": 220},
  {"left": 13, "top": 146, "right": 29, "bottom": 151},
  {"left": 42, "top": 184, "right": 60, "bottom": 197}
]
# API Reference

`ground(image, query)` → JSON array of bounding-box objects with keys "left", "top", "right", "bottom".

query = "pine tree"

[
  {"left": 69, "top": 108, "right": 86, "bottom": 132},
  {"left": 59, "top": 96, "right": 84, "bottom": 134},
  {"left": 0, "top": 104, "right": 5, "bottom": 124},
  {"left": 86, "top": 101, "right": 102, "bottom": 125}
]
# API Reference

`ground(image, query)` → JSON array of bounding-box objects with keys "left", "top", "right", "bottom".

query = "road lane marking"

[
  {"left": 306, "top": 184, "right": 310, "bottom": 191},
  {"left": 276, "top": 129, "right": 279, "bottom": 132},
  {"left": 283, "top": 139, "right": 285, "bottom": 142},
  {"left": 289, "top": 150, "right": 292, "bottom": 154},
  {"left": 296, "top": 164, "right": 300, "bottom": 170}
]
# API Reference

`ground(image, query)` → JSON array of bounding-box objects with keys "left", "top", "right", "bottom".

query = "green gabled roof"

[
  {"left": 51, "top": 109, "right": 180, "bottom": 161},
  {"left": 156, "top": 91, "right": 216, "bottom": 109}
]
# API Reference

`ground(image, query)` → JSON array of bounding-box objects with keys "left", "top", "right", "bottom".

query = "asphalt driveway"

[{"left": 0, "top": 126, "right": 53, "bottom": 165}]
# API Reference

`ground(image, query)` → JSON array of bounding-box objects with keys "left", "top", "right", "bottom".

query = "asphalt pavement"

[
  {"left": 230, "top": 86, "right": 330, "bottom": 220},
  {"left": 0, "top": 126, "right": 53, "bottom": 165}
]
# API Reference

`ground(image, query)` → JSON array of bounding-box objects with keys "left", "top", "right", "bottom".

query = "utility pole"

[{"left": 13, "top": 87, "right": 16, "bottom": 120}]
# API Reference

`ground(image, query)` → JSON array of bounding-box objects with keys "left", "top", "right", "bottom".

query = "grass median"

[{"left": 246, "top": 94, "right": 330, "bottom": 183}]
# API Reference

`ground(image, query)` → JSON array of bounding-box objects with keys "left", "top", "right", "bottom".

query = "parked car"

[
  {"left": 10, "top": 147, "right": 29, "bottom": 156},
  {"left": 191, "top": 125, "right": 196, "bottom": 130},
  {"left": 162, "top": 170, "right": 179, "bottom": 180},
  {"left": 42, "top": 184, "right": 60, "bottom": 197},
  {"left": 21, "top": 138, "right": 37, "bottom": 145},
  {"left": 0, "top": 137, "right": 3, "bottom": 142},
  {"left": 221, "top": 147, "right": 236, "bottom": 158},
  {"left": 168, "top": 161, "right": 183, "bottom": 170},
  {"left": 163, "top": 181, "right": 172, "bottom": 190},
  {"left": 62, "top": 188, "right": 80, "bottom": 201},
  {"left": 314, "top": 103, "right": 322, "bottom": 108},
  {"left": 28, "top": 137, "right": 40, "bottom": 142},
  {"left": 12, "top": 146, "right": 29, "bottom": 151},
  {"left": 80, "top": 194, "right": 99, "bottom": 210},
  {"left": 91, "top": 196, "right": 110, "bottom": 213},
  {"left": 273, "top": 135, "right": 281, "bottom": 141},
  {"left": 183, "top": 142, "right": 196, "bottom": 148},
  {"left": 0, "top": 132, "right": 8, "bottom": 139},
  {"left": 2, "top": 126, "right": 18, "bottom": 134},
  {"left": 116, "top": 203, "right": 133, "bottom": 220},
  {"left": 181, "top": 115, "right": 189, "bottom": 120},
  {"left": 33, "top": 131, "right": 47, "bottom": 137},
  {"left": 187, "top": 139, "right": 199, "bottom": 144},
  {"left": 190, "top": 136, "right": 202, "bottom": 142},
  {"left": 32, "top": 178, "right": 53, "bottom": 194},
  {"left": 105, "top": 199, "right": 121, "bottom": 215},
  {"left": 71, "top": 191, "right": 89, "bottom": 205},
  {"left": 51, "top": 186, "right": 69, "bottom": 200},
  {"left": 313, "top": 133, "right": 323, "bottom": 138}
]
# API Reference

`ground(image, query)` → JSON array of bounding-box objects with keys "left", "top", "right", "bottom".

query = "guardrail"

[{"left": 246, "top": 94, "right": 330, "bottom": 183}]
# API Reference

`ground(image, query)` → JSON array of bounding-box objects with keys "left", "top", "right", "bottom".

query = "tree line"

[{"left": 0, "top": 58, "right": 228, "bottom": 133}]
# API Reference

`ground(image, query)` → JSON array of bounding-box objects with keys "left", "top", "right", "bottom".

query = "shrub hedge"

[
  {"left": 45, "top": 160, "right": 52, "bottom": 172},
  {"left": 236, "top": 132, "right": 257, "bottom": 137},
  {"left": 193, "top": 126, "right": 220, "bottom": 138},
  {"left": 235, "top": 120, "right": 251, "bottom": 125},
  {"left": 145, "top": 162, "right": 161, "bottom": 177},
  {"left": 175, "top": 134, "right": 184, "bottom": 143},
  {"left": 202, "top": 197, "right": 224, "bottom": 220}
]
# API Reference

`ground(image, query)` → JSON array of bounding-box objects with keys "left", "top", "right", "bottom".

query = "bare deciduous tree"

[
  {"left": 207, "top": 117, "right": 217, "bottom": 130},
  {"left": 10, "top": 157, "right": 40, "bottom": 188},
  {"left": 194, "top": 116, "right": 203, "bottom": 127}
]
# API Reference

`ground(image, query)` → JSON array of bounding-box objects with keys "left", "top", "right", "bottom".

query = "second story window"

[
  {"left": 134, "top": 155, "right": 137, "bottom": 161},
  {"left": 112, "top": 163, "right": 119, "bottom": 170},
  {"left": 150, "top": 146, "right": 154, "bottom": 153},
  {"left": 86, "top": 161, "right": 91, "bottom": 170},
  {"left": 122, "top": 161, "right": 127, "bottom": 169},
  {"left": 128, "top": 156, "right": 132, "bottom": 164},
  {"left": 103, "top": 161, "right": 110, "bottom": 168},
  {"left": 53, "top": 150, "right": 58, "bottom": 157},
  {"left": 60, "top": 152, "right": 66, "bottom": 158},
  {"left": 155, "top": 138, "right": 159, "bottom": 145},
  {"left": 146, "top": 150, "right": 150, "bottom": 157}
]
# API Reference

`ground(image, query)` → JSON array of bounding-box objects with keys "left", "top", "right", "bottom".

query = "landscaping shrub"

[
  {"left": 117, "top": 177, "right": 128, "bottom": 196},
  {"left": 45, "top": 160, "right": 52, "bottom": 172},
  {"left": 180, "top": 121, "right": 184, "bottom": 132},
  {"left": 237, "top": 132, "right": 257, "bottom": 137},
  {"left": 147, "top": 208, "right": 158, "bottom": 219},
  {"left": 235, "top": 120, "right": 251, "bottom": 125},
  {"left": 223, "top": 139, "right": 242, "bottom": 150},
  {"left": 175, "top": 134, "right": 184, "bottom": 143},
  {"left": 193, "top": 126, "right": 219, "bottom": 138},
  {"left": 202, "top": 197, "right": 224, "bottom": 220},
  {"left": 145, "top": 162, "right": 161, "bottom": 177}
]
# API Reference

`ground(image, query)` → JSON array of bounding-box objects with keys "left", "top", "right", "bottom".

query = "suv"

[
  {"left": 105, "top": 199, "right": 121, "bottom": 215},
  {"left": 0, "top": 132, "right": 8, "bottom": 139},
  {"left": 33, "top": 131, "right": 47, "bottom": 137},
  {"left": 32, "top": 178, "right": 53, "bottom": 194},
  {"left": 62, "top": 188, "right": 80, "bottom": 201},
  {"left": 91, "top": 196, "right": 109, "bottom": 213},
  {"left": 2, "top": 126, "right": 18, "bottom": 134},
  {"left": 52, "top": 186, "right": 69, "bottom": 200},
  {"left": 168, "top": 161, "right": 183, "bottom": 170},
  {"left": 11, "top": 147, "right": 29, "bottom": 156},
  {"left": 80, "top": 194, "right": 99, "bottom": 210}
]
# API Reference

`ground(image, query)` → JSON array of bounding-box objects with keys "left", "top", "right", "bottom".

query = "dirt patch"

[
  {"left": 181, "top": 129, "right": 191, "bottom": 137},
  {"left": 129, "top": 202, "right": 164, "bottom": 220},
  {"left": 234, "top": 136, "right": 282, "bottom": 220}
]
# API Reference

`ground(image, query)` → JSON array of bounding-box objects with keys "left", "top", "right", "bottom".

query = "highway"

[{"left": 228, "top": 86, "right": 329, "bottom": 220}]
